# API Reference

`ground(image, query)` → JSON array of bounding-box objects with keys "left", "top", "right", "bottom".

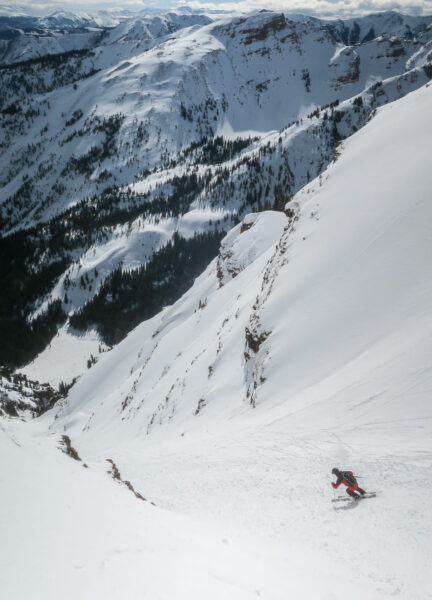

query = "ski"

[{"left": 332, "top": 492, "right": 377, "bottom": 503}]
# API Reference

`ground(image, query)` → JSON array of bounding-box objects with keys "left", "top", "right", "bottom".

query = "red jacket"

[{"left": 332, "top": 471, "right": 356, "bottom": 489}]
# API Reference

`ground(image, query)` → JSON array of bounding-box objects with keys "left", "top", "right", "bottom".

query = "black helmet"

[{"left": 332, "top": 468, "right": 340, "bottom": 475}]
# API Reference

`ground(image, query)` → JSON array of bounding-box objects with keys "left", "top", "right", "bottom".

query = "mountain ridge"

[{"left": 1, "top": 9, "right": 431, "bottom": 372}]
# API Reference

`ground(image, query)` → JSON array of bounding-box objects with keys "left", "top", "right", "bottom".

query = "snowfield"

[
  {"left": 21, "top": 324, "right": 107, "bottom": 387},
  {"left": 2, "top": 80, "right": 432, "bottom": 600}
]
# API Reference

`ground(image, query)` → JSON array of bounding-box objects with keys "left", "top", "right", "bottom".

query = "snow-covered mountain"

[
  {"left": 0, "top": 10, "right": 212, "bottom": 64},
  {"left": 52, "top": 80, "right": 432, "bottom": 447},
  {"left": 1, "top": 9, "right": 432, "bottom": 373},
  {"left": 0, "top": 12, "right": 106, "bottom": 64},
  {"left": 325, "top": 10, "right": 432, "bottom": 43},
  {"left": 2, "top": 80, "right": 431, "bottom": 600}
]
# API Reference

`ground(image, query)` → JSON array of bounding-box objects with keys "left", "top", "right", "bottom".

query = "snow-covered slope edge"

[
  {"left": 3, "top": 83, "right": 432, "bottom": 599},
  {"left": 54, "top": 82, "right": 432, "bottom": 448}
]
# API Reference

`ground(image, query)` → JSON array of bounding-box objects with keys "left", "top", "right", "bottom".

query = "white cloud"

[
  {"left": 175, "top": 0, "right": 431, "bottom": 18},
  {"left": 0, "top": 0, "right": 152, "bottom": 17},
  {"left": 1, "top": 0, "right": 430, "bottom": 17}
]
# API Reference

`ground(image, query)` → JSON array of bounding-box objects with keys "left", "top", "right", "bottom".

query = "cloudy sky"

[{"left": 2, "top": 0, "right": 431, "bottom": 18}]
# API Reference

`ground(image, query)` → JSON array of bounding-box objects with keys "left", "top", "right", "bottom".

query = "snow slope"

[
  {"left": 54, "top": 81, "right": 432, "bottom": 450},
  {"left": 1, "top": 417, "right": 390, "bottom": 600},
  {"left": 4, "top": 82, "right": 431, "bottom": 599},
  {"left": 21, "top": 324, "right": 108, "bottom": 387},
  {"left": 3, "top": 10, "right": 432, "bottom": 379}
]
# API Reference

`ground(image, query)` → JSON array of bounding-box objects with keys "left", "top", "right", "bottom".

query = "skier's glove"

[{"left": 331, "top": 482, "right": 336, "bottom": 488}]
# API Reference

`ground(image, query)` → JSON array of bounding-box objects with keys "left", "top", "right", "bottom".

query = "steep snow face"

[
  {"left": 4, "top": 83, "right": 432, "bottom": 600},
  {"left": 54, "top": 81, "right": 432, "bottom": 446},
  {"left": 50, "top": 210, "right": 287, "bottom": 434},
  {"left": 253, "top": 86, "right": 432, "bottom": 424}
]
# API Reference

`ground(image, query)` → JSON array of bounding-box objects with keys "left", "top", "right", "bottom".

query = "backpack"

[{"left": 343, "top": 471, "right": 356, "bottom": 486}]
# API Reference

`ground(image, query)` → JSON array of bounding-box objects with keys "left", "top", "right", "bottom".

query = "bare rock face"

[
  {"left": 239, "top": 13, "right": 288, "bottom": 45},
  {"left": 331, "top": 47, "right": 361, "bottom": 87}
]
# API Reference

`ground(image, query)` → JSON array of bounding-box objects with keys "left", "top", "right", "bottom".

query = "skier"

[{"left": 331, "top": 468, "right": 366, "bottom": 500}]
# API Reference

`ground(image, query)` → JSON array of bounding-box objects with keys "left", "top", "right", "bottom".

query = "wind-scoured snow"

[{"left": 4, "top": 82, "right": 431, "bottom": 599}]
